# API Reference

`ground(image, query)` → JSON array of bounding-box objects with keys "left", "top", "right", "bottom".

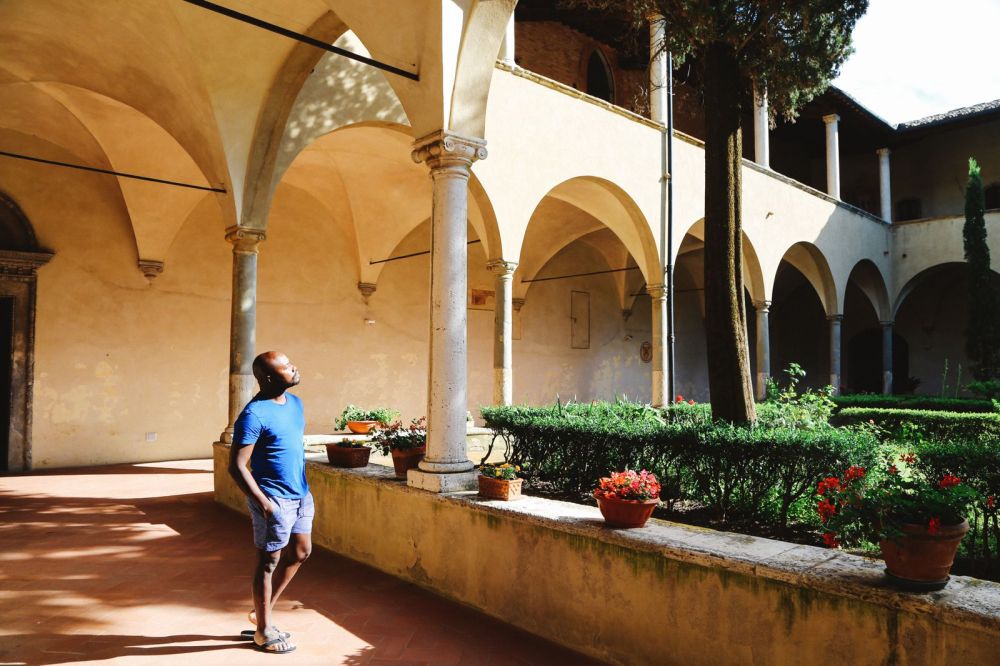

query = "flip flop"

[
  {"left": 241, "top": 629, "right": 290, "bottom": 641},
  {"left": 253, "top": 636, "right": 296, "bottom": 654}
]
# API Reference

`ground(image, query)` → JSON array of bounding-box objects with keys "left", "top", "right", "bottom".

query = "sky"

[{"left": 832, "top": 0, "right": 1000, "bottom": 126}]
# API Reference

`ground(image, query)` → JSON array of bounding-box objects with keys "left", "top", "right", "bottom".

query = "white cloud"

[{"left": 833, "top": 0, "right": 1000, "bottom": 125}]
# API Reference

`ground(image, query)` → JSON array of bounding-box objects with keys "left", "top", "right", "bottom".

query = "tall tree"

[
  {"left": 963, "top": 158, "right": 1000, "bottom": 380},
  {"left": 568, "top": 0, "right": 867, "bottom": 422}
]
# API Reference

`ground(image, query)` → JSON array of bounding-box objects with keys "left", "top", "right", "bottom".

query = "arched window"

[
  {"left": 586, "top": 49, "right": 615, "bottom": 104},
  {"left": 985, "top": 183, "right": 1000, "bottom": 210}
]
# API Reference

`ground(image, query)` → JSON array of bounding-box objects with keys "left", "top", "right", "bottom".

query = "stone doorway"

[{"left": 0, "top": 194, "right": 52, "bottom": 472}]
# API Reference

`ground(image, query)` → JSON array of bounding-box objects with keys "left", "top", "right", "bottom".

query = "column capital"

[
  {"left": 411, "top": 130, "right": 487, "bottom": 170},
  {"left": 880, "top": 320, "right": 895, "bottom": 328},
  {"left": 487, "top": 259, "right": 518, "bottom": 276},
  {"left": 646, "top": 11, "right": 665, "bottom": 22},
  {"left": 752, "top": 299, "right": 771, "bottom": 312},
  {"left": 138, "top": 258, "right": 164, "bottom": 282},
  {"left": 647, "top": 283, "right": 666, "bottom": 299},
  {"left": 876, "top": 147, "right": 891, "bottom": 158},
  {"left": 827, "top": 314, "right": 844, "bottom": 323},
  {"left": 512, "top": 297, "right": 526, "bottom": 312},
  {"left": 357, "top": 282, "right": 377, "bottom": 301},
  {"left": 225, "top": 226, "right": 266, "bottom": 253},
  {"left": 822, "top": 113, "right": 840, "bottom": 125}
]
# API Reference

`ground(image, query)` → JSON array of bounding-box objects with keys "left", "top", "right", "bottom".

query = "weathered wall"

[{"left": 215, "top": 445, "right": 1000, "bottom": 666}]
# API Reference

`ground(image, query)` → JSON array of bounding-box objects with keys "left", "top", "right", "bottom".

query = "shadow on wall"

[{"left": 276, "top": 32, "right": 410, "bottom": 183}]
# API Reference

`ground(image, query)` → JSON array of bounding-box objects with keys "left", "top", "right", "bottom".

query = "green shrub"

[
  {"left": 831, "top": 407, "right": 1000, "bottom": 441},
  {"left": 832, "top": 394, "right": 995, "bottom": 413},
  {"left": 481, "top": 400, "right": 878, "bottom": 529},
  {"left": 335, "top": 405, "right": 399, "bottom": 430},
  {"left": 911, "top": 438, "right": 1000, "bottom": 576}
]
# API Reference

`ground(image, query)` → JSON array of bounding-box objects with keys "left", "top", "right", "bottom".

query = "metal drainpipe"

[{"left": 666, "top": 52, "right": 676, "bottom": 402}]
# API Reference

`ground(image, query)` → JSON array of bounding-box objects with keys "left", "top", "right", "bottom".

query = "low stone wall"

[{"left": 214, "top": 444, "right": 1000, "bottom": 665}]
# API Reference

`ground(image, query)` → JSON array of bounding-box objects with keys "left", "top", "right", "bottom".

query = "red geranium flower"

[
  {"left": 928, "top": 517, "right": 941, "bottom": 535},
  {"left": 844, "top": 466, "right": 866, "bottom": 482},
  {"left": 817, "top": 477, "right": 841, "bottom": 495},
  {"left": 988, "top": 495, "right": 996, "bottom": 510},
  {"left": 822, "top": 532, "right": 840, "bottom": 548},
  {"left": 899, "top": 453, "right": 917, "bottom": 465},
  {"left": 939, "top": 475, "right": 961, "bottom": 490},
  {"left": 817, "top": 499, "right": 837, "bottom": 524},
  {"left": 687, "top": 399, "right": 695, "bottom": 405},
  {"left": 887, "top": 465, "right": 898, "bottom": 475}
]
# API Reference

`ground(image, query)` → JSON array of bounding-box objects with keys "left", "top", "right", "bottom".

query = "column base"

[{"left": 407, "top": 468, "right": 478, "bottom": 493}]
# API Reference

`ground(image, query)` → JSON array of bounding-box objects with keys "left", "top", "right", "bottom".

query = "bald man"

[{"left": 228, "top": 351, "right": 311, "bottom": 655}]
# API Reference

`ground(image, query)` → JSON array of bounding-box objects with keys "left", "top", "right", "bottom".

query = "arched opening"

[
  {"left": 515, "top": 178, "right": 657, "bottom": 404},
  {"left": 586, "top": 49, "right": 615, "bottom": 104},
  {"left": 843, "top": 260, "right": 891, "bottom": 393},
  {"left": 769, "top": 243, "right": 837, "bottom": 391},
  {"left": 671, "top": 222, "right": 764, "bottom": 401},
  {"left": 894, "top": 263, "right": 1000, "bottom": 395}
]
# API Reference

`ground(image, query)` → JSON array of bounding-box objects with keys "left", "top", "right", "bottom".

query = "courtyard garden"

[{"left": 480, "top": 366, "right": 1000, "bottom": 584}]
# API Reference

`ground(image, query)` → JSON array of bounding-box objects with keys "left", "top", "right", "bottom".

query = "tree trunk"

[{"left": 703, "top": 41, "right": 756, "bottom": 424}]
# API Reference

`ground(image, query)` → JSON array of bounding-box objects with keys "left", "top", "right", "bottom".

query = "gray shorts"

[{"left": 247, "top": 492, "right": 314, "bottom": 552}]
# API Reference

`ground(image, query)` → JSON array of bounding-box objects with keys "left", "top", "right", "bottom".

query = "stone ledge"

[{"left": 301, "top": 457, "right": 1000, "bottom": 638}]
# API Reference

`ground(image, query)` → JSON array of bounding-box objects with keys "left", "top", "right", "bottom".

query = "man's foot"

[
  {"left": 254, "top": 629, "right": 296, "bottom": 654},
  {"left": 247, "top": 610, "right": 290, "bottom": 640}
]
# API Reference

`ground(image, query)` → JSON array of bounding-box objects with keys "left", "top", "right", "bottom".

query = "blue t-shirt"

[{"left": 233, "top": 393, "right": 308, "bottom": 499}]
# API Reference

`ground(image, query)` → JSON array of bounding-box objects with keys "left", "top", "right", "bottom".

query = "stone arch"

[
  {"left": 676, "top": 219, "right": 765, "bottom": 304},
  {"left": 846, "top": 259, "right": 891, "bottom": 321},
  {"left": 517, "top": 176, "right": 660, "bottom": 303},
  {"left": 773, "top": 242, "right": 838, "bottom": 315},
  {"left": 0, "top": 193, "right": 40, "bottom": 252}
]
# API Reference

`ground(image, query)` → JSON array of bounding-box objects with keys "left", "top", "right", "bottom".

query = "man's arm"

[{"left": 229, "top": 442, "right": 274, "bottom": 515}]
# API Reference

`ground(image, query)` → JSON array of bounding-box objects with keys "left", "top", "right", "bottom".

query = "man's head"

[{"left": 252, "top": 351, "right": 300, "bottom": 394}]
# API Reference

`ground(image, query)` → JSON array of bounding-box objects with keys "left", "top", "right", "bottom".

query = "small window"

[
  {"left": 896, "top": 198, "right": 922, "bottom": 222},
  {"left": 586, "top": 49, "right": 615, "bottom": 104},
  {"left": 985, "top": 183, "right": 1000, "bottom": 210}
]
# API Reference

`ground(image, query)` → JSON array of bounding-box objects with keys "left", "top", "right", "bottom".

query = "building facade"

[{"left": 1, "top": 1, "right": 999, "bottom": 476}]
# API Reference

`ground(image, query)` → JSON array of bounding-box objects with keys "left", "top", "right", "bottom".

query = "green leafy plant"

[
  {"left": 479, "top": 462, "right": 520, "bottom": 480},
  {"left": 335, "top": 405, "right": 399, "bottom": 430},
  {"left": 816, "top": 454, "right": 980, "bottom": 548},
  {"left": 369, "top": 417, "right": 426, "bottom": 455},
  {"left": 334, "top": 437, "right": 367, "bottom": 449},
  {"left": 967, "top": 380, "right": 1000, "bottom": 401},
  {"left": 831, "top": 407, "right": 1000, "bottom": 442},
  {"left": 761, "top": 363, "right": 836, "bottom": 430}
]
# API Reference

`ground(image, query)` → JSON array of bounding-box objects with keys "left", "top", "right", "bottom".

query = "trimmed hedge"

[
  {"left": 831, "top": 407, "right": 1000, "bottom": 441},
  {"left": 912, "top": 439, "right": 1000, "bottom": 575},
  {"left": 832, "top": 394, "right": 995, "bottom": 413},
  {"left": 481, "top": 402, "right": 877, "bottom": 529}
]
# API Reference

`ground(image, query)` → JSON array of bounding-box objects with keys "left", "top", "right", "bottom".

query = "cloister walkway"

[{"left": 0, "top": 460, "right": 597, "bottom": 665}]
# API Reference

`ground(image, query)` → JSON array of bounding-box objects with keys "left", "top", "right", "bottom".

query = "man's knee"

[
  {"left": 287, "top": 542, "right": 311, "bottom": 564},
  {"left": 257, "top": 549, "right": 281, "bottom": 573}
]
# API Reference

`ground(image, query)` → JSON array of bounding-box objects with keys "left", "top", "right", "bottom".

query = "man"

[{"left": 228, "top": 351, "right": 312, "bottom": 655}]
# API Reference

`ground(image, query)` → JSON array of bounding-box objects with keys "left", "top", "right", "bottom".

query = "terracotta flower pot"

[
  {"left": 390, "top": 446, "right": 425, "bottom": 478},
  {"left": 325, "top": 444, "right": 372, "bottom": 468},
  {"left": 879, "top": 518, "right": 969, "bottom": 590},
  {"left": 478, "top": 475, "right": 523, "bottom": 501},
  {"left": 346, "top": 420, "right": 379, "bottom": 434},
  {"left": 595, "top": 493, "right": 659, "bottom": 528}
]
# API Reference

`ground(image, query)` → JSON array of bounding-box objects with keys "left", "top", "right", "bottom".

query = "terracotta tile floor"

[{"left": 0, "top": 460, "right": 600, "bottom": 666}]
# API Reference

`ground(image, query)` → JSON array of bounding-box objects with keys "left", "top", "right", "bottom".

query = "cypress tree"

[
  {"left": 567, "top": 1, "right": 868, "bottom": 423},
  {"left": 964, "top": 158, "right": 1000, "bottom": 379}
]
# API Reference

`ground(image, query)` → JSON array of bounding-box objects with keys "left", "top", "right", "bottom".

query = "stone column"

[
  {"left": 647, "top": 13, "right": 667, "bottom": 124},
  {"left": 649, "top": 283, "right": 668, "bottom": 407},
  {"left": 753, "top": 85, "right": 770, "bottom": 167},
  {"left": 881, "top": 320, "right": 894, "bottom": 395},
  {"left": 409, "top": 131, "right": 487, "bottom": 492},
  {"left": 753, "top": 300, "right": 771, "bottom": 401},
  {"left": 828, "top": 314, "right": 843, "bottom": 395},
  {"left": 221, "top": 226, "right": 265, "bottom": 442},
  {"left": 500, "top": 14, "right": 515, "bottom": 64},
  {"left": 877, "top": 147, "right": 892, "bottom": 223},
  {"left": 823, "top": 113, "right": 841, "bottom": 199},
  {"left": 488, "top": 260, "right": 517, "bottom": 406}
]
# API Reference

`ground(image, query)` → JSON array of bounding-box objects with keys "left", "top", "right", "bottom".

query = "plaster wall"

[{"left": 215, "top": 446, "right": 1000, "bottom": 666}]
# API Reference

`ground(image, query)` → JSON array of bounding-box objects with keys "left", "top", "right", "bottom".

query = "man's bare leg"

[
  {"left": 269, "top": 533, "right": 312, "bottom": 606},
  {"left": 253, "top": 549, "right": 294, "bottom": 650}
]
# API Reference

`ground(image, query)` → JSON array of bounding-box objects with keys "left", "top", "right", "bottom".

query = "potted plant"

[
  {"left": 593, "top": 469, "right": 661, "bottom": 528},
  {"left": 370, "top": 417, "right": 426, "bottom": 478},
  {"left": 335, "top": 405, "right": 399, "bottom": 434},
  {"left": 478, "top": 463, "right": 522, "bottom": 501},
  {"left": 816, "top": 454, "right": 979, "bottom": 590},
  {"left": 325, "top": 437, "right": 372, "bottom": 468}
]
